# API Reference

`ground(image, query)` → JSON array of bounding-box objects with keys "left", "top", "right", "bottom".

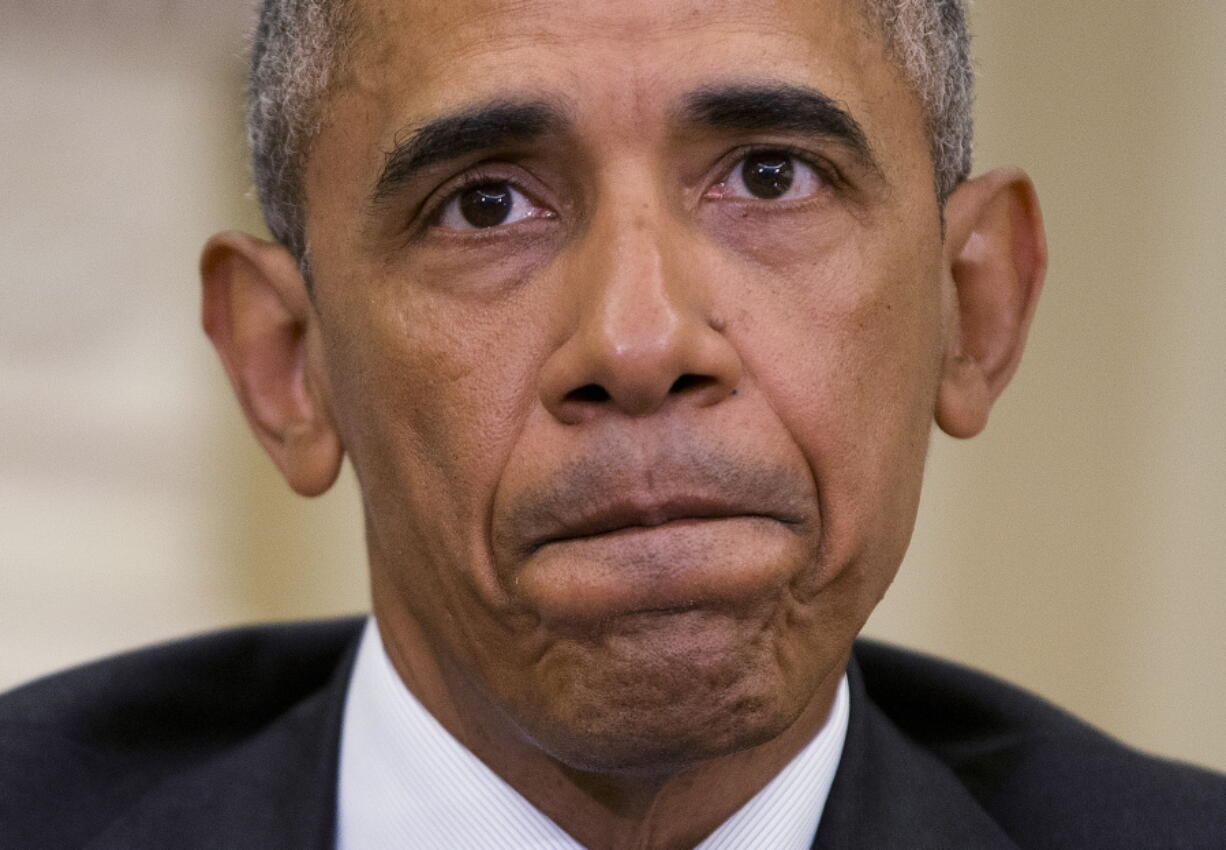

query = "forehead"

[
  {"left": 339, "top": 0, "right": 912, "bottom": 139},
  {"left": 358, "top": 0, "right": 872, "bottom": 57}
]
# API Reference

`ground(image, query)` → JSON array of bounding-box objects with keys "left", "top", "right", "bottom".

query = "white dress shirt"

[{"left": 337, "top": 618, "right": 849, "bottom": 849}]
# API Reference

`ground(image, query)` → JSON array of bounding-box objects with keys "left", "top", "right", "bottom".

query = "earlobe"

[
  {"left": 936, "top": 353, "right": 992, "bottom": 438},
  {"left": 200, "top": 232, "right": 344, "bottom": 496},
  {"left": 935, "top": 168, "right": 1047, "bottom": 439}
]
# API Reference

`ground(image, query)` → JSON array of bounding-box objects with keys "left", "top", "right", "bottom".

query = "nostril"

[
  {"left": 565, "top": 383, "right": 612, "bottom": 404},
  {"left": 669, "top": 373, "right": 717, "bottom": 395}
]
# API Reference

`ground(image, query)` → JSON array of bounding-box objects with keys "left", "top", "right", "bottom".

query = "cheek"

[
  {"left": 728, "top": 233, "right": 943, "bottom": 579},
  {"left": 319, "top": 270, "right": 545, "bottom": 570}
]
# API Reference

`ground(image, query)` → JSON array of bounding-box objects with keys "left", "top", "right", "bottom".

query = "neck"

[{"left": 551, "top": 685, "right": 842, "bottom": 849}]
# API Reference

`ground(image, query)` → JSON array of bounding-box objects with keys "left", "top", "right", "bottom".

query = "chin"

[{"left": 519, "top": 608, "right": 811, "bottom": 775}]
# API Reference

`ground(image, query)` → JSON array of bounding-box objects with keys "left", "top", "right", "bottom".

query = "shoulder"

[
  {"left": 0, "top": 616, "right": 365, "bottom": 743},
  {"left": 0, "top": 617, "right": 364, "bottom": 848},
  {"left": 852, "top": 638, "right": 1226, "bottom": 847}
]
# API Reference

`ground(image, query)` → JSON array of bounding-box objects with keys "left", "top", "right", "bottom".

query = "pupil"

[
  {"left": 742, "top": 153, "right": 794, "bottom": 199},
  {"left": 460, "top": 183, "right": 513, "bottom": 228}
]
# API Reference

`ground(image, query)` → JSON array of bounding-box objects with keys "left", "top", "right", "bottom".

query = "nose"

[{"left": 539, "top": 205, "right": 743, "bottom": 425}]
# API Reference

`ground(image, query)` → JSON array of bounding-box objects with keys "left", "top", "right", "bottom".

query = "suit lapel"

[
  {"left": 86, "top": 634, "right": 358, "bottom": 850},
  {"left": 812, "top": 655, "right": 1020, "bottom": 849}
]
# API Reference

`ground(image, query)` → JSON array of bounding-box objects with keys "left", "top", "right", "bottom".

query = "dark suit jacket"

[{"left": 2, "top": 618, "right": 1223, "bottom": 848}]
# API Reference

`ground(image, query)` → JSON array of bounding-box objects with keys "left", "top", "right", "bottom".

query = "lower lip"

[{"left": 511, "top": 515, "right": 807, "bottom": 624}]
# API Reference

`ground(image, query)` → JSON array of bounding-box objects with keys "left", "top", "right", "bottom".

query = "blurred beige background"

[{"left": 2, "top": 0, "right": 1223, "bottom": 775}]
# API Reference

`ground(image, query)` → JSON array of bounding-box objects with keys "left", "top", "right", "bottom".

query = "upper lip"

[{"left": 530, "top": 495, "right": 791, "bottom": 552}]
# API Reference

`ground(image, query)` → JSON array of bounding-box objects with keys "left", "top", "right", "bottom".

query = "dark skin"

[{"left": 201, "top": 0, "right": 1046, "bottom": 846}]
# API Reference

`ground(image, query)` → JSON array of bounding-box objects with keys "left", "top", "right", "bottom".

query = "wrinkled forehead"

[{"left": 335, "top": 0, "right": 909, "bottom": 129}]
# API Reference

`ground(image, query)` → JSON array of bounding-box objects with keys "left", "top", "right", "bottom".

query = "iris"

[
  {"left": 741, "top": 152, "right": 794, "bottom": 199},
  {"left": 459, "top": 183, "right": 514, "bottom": 228}
]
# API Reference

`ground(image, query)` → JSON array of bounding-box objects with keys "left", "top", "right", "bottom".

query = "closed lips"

[{"left": 530, "top": 496, "right": 800, "bottom": 551}]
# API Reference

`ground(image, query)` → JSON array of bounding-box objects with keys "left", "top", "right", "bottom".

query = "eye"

[
  {"left": 434, "top": 180, "right": 553, "bottom": 231},
  {"left": 706, "top": 150, "right": 826, "bottom": 202}
]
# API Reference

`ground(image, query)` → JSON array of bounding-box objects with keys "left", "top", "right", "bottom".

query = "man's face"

[{"left": 306, "top": 0, "right": 946, "bottom": 771}]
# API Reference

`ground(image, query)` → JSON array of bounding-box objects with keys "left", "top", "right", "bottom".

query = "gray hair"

[
  {"left": 867, "top": 0, "right": 974, "bottom": 201},
  {"left": 247, "top": 0, "right": 973, "bottom": 264},
  {"left": 247, "top": 0, "right": 354, "bottom": 264}
]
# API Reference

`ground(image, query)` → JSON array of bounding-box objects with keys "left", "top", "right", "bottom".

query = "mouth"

[
  {"left": 528, "top": 496, "right": 802, "bottom": 554},
  {"left": 496, "top": 442, "right": 819, "bottom": 624}
]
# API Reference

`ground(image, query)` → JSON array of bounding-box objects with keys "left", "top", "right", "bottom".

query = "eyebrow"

[
  {"left": 372, "top": 100, "right": 562, "bottom": 202},
  {"left": 369, "top": 84, "right": 879, "bottom": 205},
  {"left": 680, "top": 83, "right": 880, "bottom": 174}
]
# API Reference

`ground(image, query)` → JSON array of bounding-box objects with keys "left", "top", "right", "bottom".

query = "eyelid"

[
  {"left": 418, "top": 163, "right": 553, "bottom": 232},
  {"left": 708, "top": 144, "right": 843, "bottom": 197}
]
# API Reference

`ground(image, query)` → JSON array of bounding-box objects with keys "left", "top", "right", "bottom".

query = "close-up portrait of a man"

[{"left": 1, "top": 0, "right": 1225, "bottom": 848}]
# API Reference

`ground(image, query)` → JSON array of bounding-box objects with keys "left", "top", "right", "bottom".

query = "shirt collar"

[{"left": 338, "top": 617, "right": 848, "bottom": 849}]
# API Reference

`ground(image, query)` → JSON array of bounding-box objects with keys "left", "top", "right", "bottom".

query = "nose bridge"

[{"left": 584, "top": 195, "right": 682, "bottom": 360}]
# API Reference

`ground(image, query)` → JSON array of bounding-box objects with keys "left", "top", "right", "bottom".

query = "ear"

[
  {"left": 935, "top": 168, "right": 1047, "bottom": 438},
  {"left": 200, "top": 232, "right": 344, "bottom": 496}
]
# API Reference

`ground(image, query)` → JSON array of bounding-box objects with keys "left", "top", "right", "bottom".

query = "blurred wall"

[
  {"left": 0, "top": 0, "right": 368, "bottom": 682},
  {"left": 2, "top": 1, "right": 1223, "bottom": 773}
]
